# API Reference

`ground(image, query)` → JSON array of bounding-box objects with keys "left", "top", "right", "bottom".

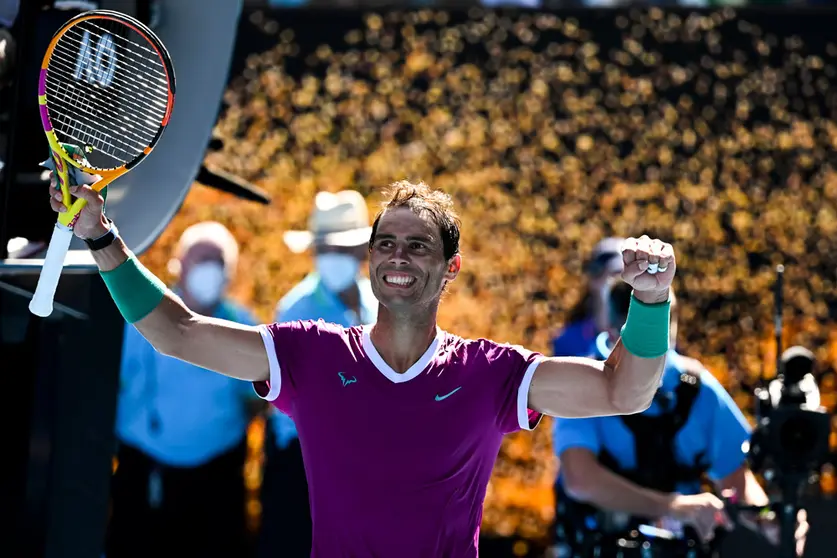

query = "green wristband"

[
  {"left": 619, "top": 293, "right": 671, "bottom": 358},
  {"left": 100, "top": 255, "right": 167, "bottom": 323}
]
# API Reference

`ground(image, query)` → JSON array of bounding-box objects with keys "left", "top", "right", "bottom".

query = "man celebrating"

[{"left": 49, "top": 178, "right": 676, "bottom": 557}]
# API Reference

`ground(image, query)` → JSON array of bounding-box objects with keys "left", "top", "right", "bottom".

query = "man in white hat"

[{"left": 257, "top": 189, "right": 379, "bottom": 558}]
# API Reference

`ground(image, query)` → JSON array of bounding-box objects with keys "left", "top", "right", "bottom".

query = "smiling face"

[{"left": 369, "top": 206, "right": 460, "bottom": 314}]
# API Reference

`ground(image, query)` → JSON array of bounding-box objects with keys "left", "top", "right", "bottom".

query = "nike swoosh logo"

[{"left": 435, "top": 387, "right": 462, "bottom": 401}]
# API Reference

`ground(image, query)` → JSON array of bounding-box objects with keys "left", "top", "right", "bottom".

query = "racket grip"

[{"left": 29, "top": 223, "right": 75, "bottom": 317}]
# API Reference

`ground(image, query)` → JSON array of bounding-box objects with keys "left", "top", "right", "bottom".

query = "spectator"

[
  {"left": 106, "top": 221, "right": 261, "bottom": 558},
  {"left": 257, "top": 190, "right": 378, "bottom": 558},
  {"left": 551, "top": 238, "right": 624, "bottom": 357}
]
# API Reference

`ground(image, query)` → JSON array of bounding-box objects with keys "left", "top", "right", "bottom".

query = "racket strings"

[
  {"left": 48, "top": 32, "right": 168, "bottom": 135},
  {"left": 48, "top": 43, "right": 167, "bottom": 121},
  {"left": 60, "top": 28, "right": 169, "bottom": 108},
  {"left": 44, "top": 18, "right": 171, "bottom": 168},
  {"left": 45, "top": 53, "right": 164, "bottom": 137}
]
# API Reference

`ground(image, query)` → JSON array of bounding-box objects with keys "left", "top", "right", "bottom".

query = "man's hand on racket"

[
  {"left": 620, "top": 235, "right": 676, "bottom": 304},
  {"left": 47, "top": 173, "right": 109, "bottom": 239}
]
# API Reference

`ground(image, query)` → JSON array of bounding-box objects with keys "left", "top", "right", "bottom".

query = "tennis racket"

[{"left": 29, "top": 9, "right": 176, "bottom": 317}]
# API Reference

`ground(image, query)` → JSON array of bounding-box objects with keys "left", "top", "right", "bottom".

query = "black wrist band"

[{"left": 84, "top": 219, "right": 119, "bottom": 251}]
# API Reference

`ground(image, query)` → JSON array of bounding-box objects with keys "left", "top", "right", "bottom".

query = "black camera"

[
  {"left": 742, "top": 266, "right": 831, "bottom": 558},
  {"left": 748, "top": 345, "right": 831, "bottom": 479}
]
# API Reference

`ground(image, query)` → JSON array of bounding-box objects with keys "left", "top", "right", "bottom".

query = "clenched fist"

[{"left": 620, "top": 235, "right": 676, "bottom": 304}]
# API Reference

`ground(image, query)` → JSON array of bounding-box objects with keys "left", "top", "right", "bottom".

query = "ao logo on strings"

[{"left": 73, "top": 30, "right": 118, "bottom": 88}]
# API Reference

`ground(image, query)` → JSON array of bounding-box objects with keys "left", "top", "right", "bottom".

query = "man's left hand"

[{"left": 620, "top": 235, "right": 676, "bottom": 303}]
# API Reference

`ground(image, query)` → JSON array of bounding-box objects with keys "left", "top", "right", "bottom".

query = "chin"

[{"left": 372, "top": 280, "right": 422, "bottom": 309}]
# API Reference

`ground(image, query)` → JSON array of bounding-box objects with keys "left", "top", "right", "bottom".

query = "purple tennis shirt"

[{"left": 253, "top": 319, "right": 544, "bottom": 557}]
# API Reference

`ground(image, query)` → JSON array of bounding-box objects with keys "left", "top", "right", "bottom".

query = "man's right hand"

[
  {"left": 668, "top": 492, "right": 735, "bottom": 542},
  {"left": 48, "top": 173, "right": 109, "bottom": 239}
]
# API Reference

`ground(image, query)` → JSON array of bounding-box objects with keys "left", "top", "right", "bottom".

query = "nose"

[{"left": 388, "top": 243, "right": 410, "bottom": 266}]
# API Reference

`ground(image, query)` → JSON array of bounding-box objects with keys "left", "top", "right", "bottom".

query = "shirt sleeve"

[
  {"left": 700, "top": 372, "right": 753, "bottom": 481},
  {"left": 490, "top": 342, "right": 546, "bottom": 434},
  {"left": 252, "top": 319, "right": 323, "bottom": 417},
  {"left": 552, "top": 416, "right": 601, "bottom": 457}
]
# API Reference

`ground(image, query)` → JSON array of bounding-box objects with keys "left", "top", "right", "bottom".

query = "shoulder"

[
  {"left": 450, "top": 334, "right": 543, "bottom": 368},
  {"left": 266, "top": 318, "right": 349, "bottom": 338},
  {"left": 262, "top": 319, "right": 357, "bottom": 363}
]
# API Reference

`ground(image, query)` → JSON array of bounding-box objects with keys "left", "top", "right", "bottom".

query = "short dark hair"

[{"left": 369, "top": 180, "right": 461, "bottom": 260}]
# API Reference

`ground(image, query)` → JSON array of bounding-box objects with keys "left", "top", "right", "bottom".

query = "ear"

[{"left": 444, "top": 254, "right": 461, "bottom": 282}]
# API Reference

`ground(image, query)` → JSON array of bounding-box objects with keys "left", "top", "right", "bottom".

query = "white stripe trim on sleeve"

[
  {"left": 517, "top": 357, "right": 543, "bottom": 431},
  {"left": 257, "top": 324, "right": 282, "bottom": 401}
]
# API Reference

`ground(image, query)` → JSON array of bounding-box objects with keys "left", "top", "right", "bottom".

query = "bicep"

[
  {"left": 134, "top": 295, "right": 270, "bottom": 383},
  {"left": 528, "top": 356, "right": 617, "bottom": 418}
]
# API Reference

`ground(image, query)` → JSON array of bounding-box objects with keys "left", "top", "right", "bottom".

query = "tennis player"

[{"left": 50, "top": 178, "right": 677, "bottom": 557}]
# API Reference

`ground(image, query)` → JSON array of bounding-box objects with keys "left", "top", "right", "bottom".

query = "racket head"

[{"left": 38, "top": 9, "right": 176, "bottom": 178}]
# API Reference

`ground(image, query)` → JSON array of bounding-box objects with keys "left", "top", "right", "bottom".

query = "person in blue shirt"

[
  {"left": 106, "top": 221, "right": 262, "bottom": 558},
  {"left": 257, "top": 190, "right": 378, "bottom": 558},
  {"left": 552, "top": 237, "right": 625, "bottom": 358},
  {"left": 551, "top": 279, "right": 808, "bottom": 557}
]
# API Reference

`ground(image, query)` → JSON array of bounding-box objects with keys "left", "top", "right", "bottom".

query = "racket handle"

[{"left": 29, "top": 222, "right": 75, "bottom": 317}]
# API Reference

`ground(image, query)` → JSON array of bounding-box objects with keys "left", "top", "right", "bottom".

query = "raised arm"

[
  {"left": 49, "top": 183, "right": 269, "bottom": 383},
  {"left": 529, "top": 236, "right": 675, "bottom": 417}
]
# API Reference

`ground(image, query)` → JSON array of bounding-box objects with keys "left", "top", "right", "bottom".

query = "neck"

[{"left": 369, "top": 304, "right": 439, "bottom": 374}]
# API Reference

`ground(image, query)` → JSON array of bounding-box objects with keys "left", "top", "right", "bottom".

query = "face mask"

[
  {"left": 316, "top": 253, "right": 359, "bottom": 293},
  {"left": 184, "top": 261, "right": 226, "bottom": 307}
]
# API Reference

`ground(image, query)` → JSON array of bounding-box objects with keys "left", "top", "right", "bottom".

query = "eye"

[
  {"left": 376, "top": 239, "right": 394, "bottom": 249},
  {"left": 410, "top": 242, "right": 427, "bottom": 251}
]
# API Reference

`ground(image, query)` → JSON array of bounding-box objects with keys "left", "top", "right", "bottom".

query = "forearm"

[
  {"left": 566, "top": 461, "right": 675, "bottom": 518},
  {"left": 606, "top": 289, "right": 670, "bottom": 413},
  {"left": 91, "top": 227, "right": 270, "bottom": 382},
  {"left": 604, "top": 340, "right": 666, "bottom": 413},
  {"left": 91, "top": 232, "right": 192, "bottom": 357}
]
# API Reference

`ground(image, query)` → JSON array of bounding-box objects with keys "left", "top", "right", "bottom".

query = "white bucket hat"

[{"left": 283, "top": 190, "right": 373, "bottom": 254}]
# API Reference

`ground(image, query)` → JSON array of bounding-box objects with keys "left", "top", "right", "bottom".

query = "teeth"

[{"left": 385, "top": 276, "right": 414, "bottom": 286}]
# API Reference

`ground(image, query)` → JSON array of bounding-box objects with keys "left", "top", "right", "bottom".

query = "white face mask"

[
  {"left": 316, "top": 253, "right": 360, "bottom": 293},
  {"left": 184, "top": 261, "right": 226, "bottom": 307}
]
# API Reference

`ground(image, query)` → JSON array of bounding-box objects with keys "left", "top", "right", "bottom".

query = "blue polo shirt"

[
  {"left": 268, "top": 272, "right": 378, "bottom": 448},
  {"left": 553, "top": 332, "right": 752, "bottom": 494},
  {"left": 552, "top": 317, "right": 599, "bottom": 358},
  {"left": 115, "top": 299, "right": 258, "bottom": 467}
]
